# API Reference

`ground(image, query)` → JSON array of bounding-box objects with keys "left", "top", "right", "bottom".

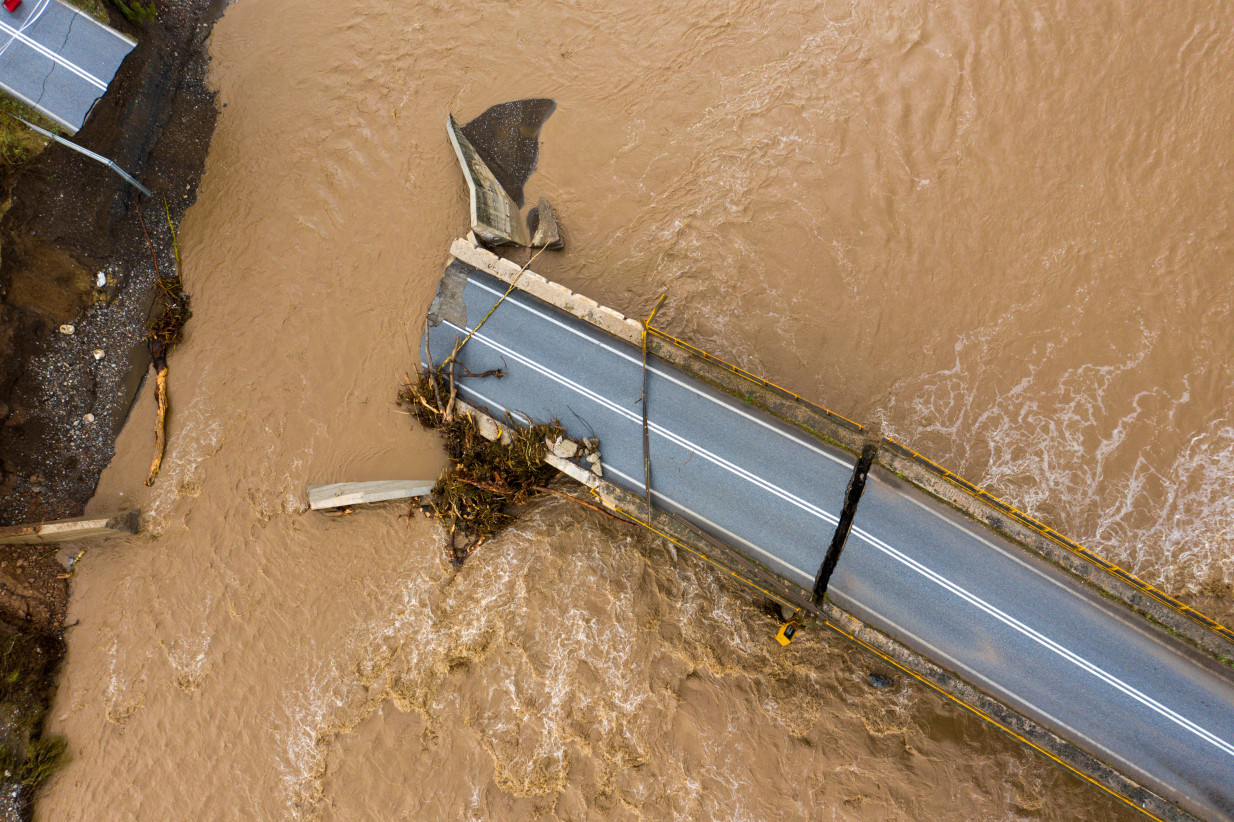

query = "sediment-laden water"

[{"left": 38, "top": 0, "right": 1232, "bottom": 818}]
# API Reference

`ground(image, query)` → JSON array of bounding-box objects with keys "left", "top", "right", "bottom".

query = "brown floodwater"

[{"left": 38, "top": 0, "right": 1233, "bottom": 819}]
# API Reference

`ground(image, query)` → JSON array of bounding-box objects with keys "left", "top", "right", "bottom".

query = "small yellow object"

[{"left": 776, "top": 618, "right": 799, "bottom": 646}]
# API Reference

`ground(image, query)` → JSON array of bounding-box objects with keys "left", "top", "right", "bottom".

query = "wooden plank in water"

[
  {"left": 307, "top": 481, "right": 436, "bottom": 511},
  {"left": 0, "top": 510, "right": 140, "bottom": 544}
]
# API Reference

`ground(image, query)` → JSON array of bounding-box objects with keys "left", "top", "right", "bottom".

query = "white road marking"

[
  {"left": 431, "top": 302, "right": 1234, "bottom": 765},
  {"left": 826, "top": 587, "right": 1150, "bottom": 784},
  {"left": 0, "top": 15, "right": 108, "bottom": 89},
  {"left": 465, "top": 275, "right": 854, "bottom": 470},
  {"left": 442, "top": 319, "right": 843, "bottom": 530},
  {"left": 451, "top": 381, "right": 818, "bottom": 587},
  {"left": 849, "top": 523, "right": 1234, "bottom": 759}
]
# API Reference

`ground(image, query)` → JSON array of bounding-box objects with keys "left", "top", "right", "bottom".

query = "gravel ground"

[{"left": 0, "top": 1, "right": 222, "bottom": 817}]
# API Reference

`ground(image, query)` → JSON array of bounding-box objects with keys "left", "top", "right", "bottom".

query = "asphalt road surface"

[
  {"left": 0, "top": 0, "right": 133, "bottom": 132},
  {"left": 425, "top": 260, "right": 1234, "bottom": 821}
]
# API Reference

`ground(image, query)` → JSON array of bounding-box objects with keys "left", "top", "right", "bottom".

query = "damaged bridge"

[{"left": 423, "top": 237, "right": 1234, "bottom": 822}]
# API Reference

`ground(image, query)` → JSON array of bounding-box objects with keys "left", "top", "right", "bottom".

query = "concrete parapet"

[
  {"left": 448, "top": 235, "right": 1234, "bottom": 665},
  {"left": 563, "top": 458, "right": 1198, "bottom": 822},
  {"left": 449, "top": 237, "right": 867, "bottom": 456},
  {"left": 450, "top": 238, "right": 643, "bottom": 345},
  {"left": 820, "top": 602, "right": 1199, "bottom": 822},
  {"left": 431, "top": 243, "right": 1232, "bottom": 821}
]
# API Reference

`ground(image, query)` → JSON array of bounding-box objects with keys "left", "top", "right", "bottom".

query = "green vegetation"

[
  {"left": 106, "top": 0, "right": 155, "bottom": 25},
  {"left": 0, "top": 0, "right": 125, "bottom": 173},
  {"left": 0, "top": 629, "right": 68, "bottom": 809},
  {"left": 70, "top": 0, "right": 109, "bottom": 22},
  {"left": 0, "top": 99, "right": 57, "bottom": 173}
]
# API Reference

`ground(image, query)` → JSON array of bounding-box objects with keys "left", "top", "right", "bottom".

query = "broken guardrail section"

[{"left": 0, "top": 510, "right": 139, "bottom": 545}]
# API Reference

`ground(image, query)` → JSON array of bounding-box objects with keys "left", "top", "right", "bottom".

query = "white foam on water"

[{"left": 877, "top": 324, "right": 1234, "bottom": 594}]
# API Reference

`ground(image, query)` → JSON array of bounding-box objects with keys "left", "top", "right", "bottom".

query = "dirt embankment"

[{"left": 0, "top": 0, "right": 222, "bottom": 816}]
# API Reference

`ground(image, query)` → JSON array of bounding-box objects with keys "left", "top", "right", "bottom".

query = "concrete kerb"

[
  {"left": 878, "top": 439, "right": 1234, "bottom": 665},
  {"left": 450, "top": 238, "right": 643, "bottom": 346},
  {"left": 449, "top": 236, "right": 1234, "bottom": 664},
  {"left": 820, "top": 602, "right": 1198, "bottom": 822},
  {"left": 448, "top": 236, "right": 867, "bottom": 457},
  {"left": 439, "top": 238, "right": 1226, "bottom": 818}
]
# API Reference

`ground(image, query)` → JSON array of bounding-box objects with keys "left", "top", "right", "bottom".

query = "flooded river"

[{"left": 39, "top": 0, "right": 1232, "bottom": 818}]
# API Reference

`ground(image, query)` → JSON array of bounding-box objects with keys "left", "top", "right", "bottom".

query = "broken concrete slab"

[
  {"left": 447, "top": 115, "right": 530, "bottom": 247},
  {"left": 459, "top": 99, "right": 556, "bottom": 209},
  {"left": 0, "top": 510, "right": 140, "bottom": 544},
  {"left": 307, "top": 480, "right": 437, "bottom": 511},
  {"left": 528, "top": 197, "right": 564, "bottom": 250}
]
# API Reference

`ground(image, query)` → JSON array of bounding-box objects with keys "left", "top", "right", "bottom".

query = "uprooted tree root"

[
  {"left": 138, "top": 199, "right": 191, "bottom": 486},
  {"left": 400, "top": 368, "right": 577, "bottom": 566}
]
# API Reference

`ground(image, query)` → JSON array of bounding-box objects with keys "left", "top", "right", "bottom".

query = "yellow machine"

[{"left": 776, "top": 613, "right": 800, "bottom": 646}]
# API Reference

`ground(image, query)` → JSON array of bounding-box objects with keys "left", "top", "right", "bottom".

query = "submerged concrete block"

[{"left": 528, "top": 197, "right": 564, "bottom": 250}]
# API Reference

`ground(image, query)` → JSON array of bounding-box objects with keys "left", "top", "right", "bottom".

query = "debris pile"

[
  {"left": 138, "top": 200, "right": 192, "bottom": 486},
  {"left": 400, "top": 366, "right": 592, "bottom": 566}
]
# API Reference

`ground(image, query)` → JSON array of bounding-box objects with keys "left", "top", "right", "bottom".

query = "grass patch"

[
  {"left": 0, "top": 98, "right": 58, "bottom": 173},
  {"left": 0, "top": 628, "right": 69, "bottom": 810},
  {"left": 106, "top": 0, "right": 154, "bottom": 25},
  {"left": 69, "top": 0, "right": 110, "bottom": 22},
  {"left": 0, "top": 0, "right": 122, "bottom": 173}
]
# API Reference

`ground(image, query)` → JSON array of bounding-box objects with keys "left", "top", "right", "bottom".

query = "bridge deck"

[{"left": 424, "top": 259, "right": 1234, "bottom": 821}]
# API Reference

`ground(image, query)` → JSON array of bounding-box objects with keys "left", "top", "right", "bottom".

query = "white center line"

[{"left": 465, "top": 274, "right": 854, "bottom": 470}]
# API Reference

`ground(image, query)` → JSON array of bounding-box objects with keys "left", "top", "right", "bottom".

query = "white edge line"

[
  {"left": 882, "top": 478, "right": 1234, "bottom": 680},
  {"left": 849, "top": 523, "right": 1234, "bottom": 758},
  {"left": 452, "top": 380, "right": 818, "bottom": 587},
  {"left": 0, "top": 75, "right": 77, "bottom": 131},
  {"left": 0, "top": 17, "right": 107, "bottom": 88},
  {"left": 827, "top": 587, "right": 1153, "bottom": 784},
  {"left": 463, "top": 273, "right": 855, "bottom": 471},
  {"left": 57, "top": 0, "right": 137, "bottom": 46},
  {"left": 441, "top": 319, "right": 844, "bottom": 532}
]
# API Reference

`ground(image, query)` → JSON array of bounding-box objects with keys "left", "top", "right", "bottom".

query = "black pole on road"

[{"left": 813, "top": 442, "right": 879, "bottom": 606}]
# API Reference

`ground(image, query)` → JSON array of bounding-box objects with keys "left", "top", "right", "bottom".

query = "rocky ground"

[{"left": 0, "top": 0, "right": 222, "bottom": 816}]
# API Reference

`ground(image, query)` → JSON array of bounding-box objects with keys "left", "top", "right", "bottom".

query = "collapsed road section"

[{"left": 422, "top": 236, "right": 1234, "bottom": 822}]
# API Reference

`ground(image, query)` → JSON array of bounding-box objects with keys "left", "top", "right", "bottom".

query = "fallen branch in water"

[
  {"left": 533, "top": 485, "right": 627, "bottom": 523},
  {"left": 139, "top": 198, "right": 191, "bottom": 486},
  {"left": 400, "top": 368, "right": 574, "bottom": 565}
]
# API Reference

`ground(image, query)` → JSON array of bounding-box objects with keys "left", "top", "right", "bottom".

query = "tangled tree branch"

[{"left": 139, "top": 197, "right": 191, "bottom": 486}]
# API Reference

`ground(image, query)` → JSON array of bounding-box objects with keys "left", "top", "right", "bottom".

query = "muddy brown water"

[{"left": 38, "top": 0, "right": 1233, "bottom": 819}]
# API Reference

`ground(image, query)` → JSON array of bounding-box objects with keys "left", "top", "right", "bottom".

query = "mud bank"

[{"left": 0, "top": 0, "right": 222, "bottom": 817}]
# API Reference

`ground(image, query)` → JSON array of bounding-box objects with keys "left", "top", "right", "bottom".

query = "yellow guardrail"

[
  {"left": 596, "top": 489, "right": 800, "bottom": 611},
  {"left": 592, "top": 494, "right": 1170, "bottom": 822},
  {"left": 883, "top": 438, "right": 1234, "bottom": 647},
  {"left": 646, "top": 325, "right": 864, "bottom": 433},
  {"left": 646, "top": 321, "right": 1233, "bottom": 650}
]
